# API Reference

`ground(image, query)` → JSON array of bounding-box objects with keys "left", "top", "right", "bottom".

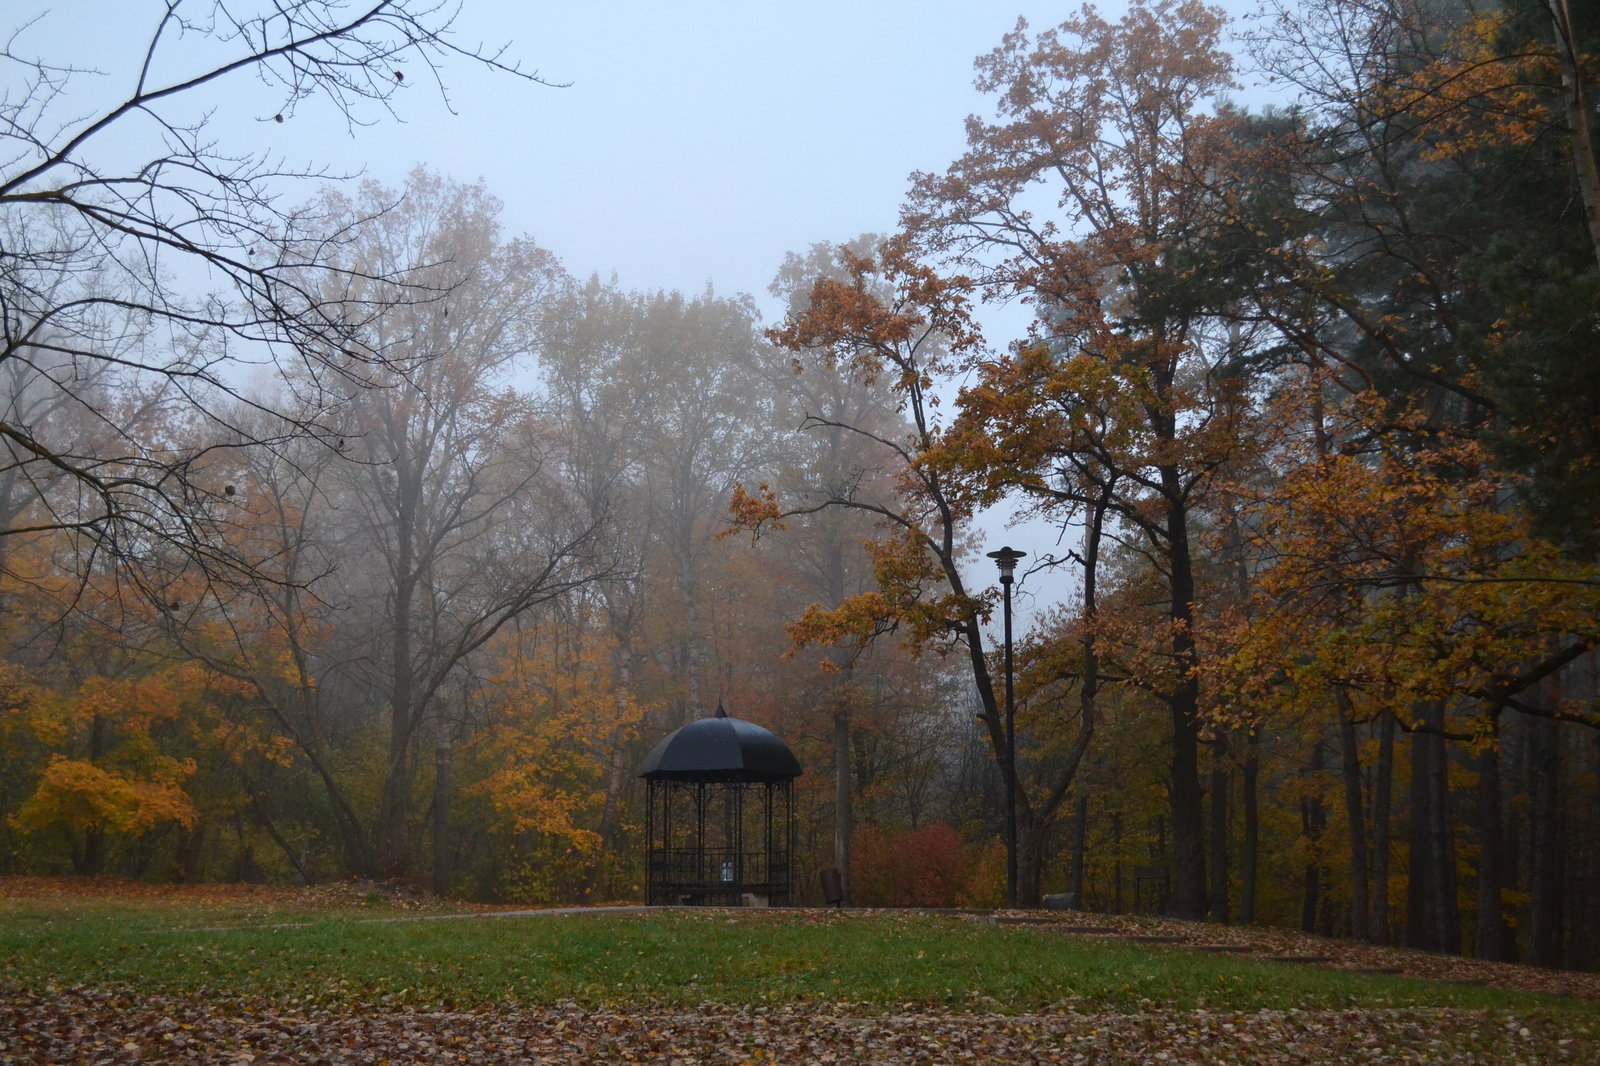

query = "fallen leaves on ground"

[
  {"left": 0, "top": 877, "right": 634, "bottom": 915},
  {"left": 993, "top": 910, "right": 1600, "bottom": 1003},
  {"left": 0, "top": 878, "right": 503, "bottom": 915},
  {"left": 1, "top": 988, "right": 1593, "bottom": 1065}
]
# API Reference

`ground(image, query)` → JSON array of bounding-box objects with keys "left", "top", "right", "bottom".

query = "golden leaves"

[
  {"left": 1376, "top": 13, "right": 1558, "bottom": 163},
  {"left": 1209, "top": 386, "right": 1600, "bottom": 727},
  {"left": 468, "top": 629, "right": 646, "bottom": 853},
  {"left": 720, "top": 482, "right": 786, "bottom": 539},
  {"left": 12, "top": 754, "right": 198, "bottom": 835}
]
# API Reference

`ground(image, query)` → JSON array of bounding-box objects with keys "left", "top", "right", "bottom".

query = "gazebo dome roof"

[{"left": 638, "top": 704, "right": 803, "bottom": 783}]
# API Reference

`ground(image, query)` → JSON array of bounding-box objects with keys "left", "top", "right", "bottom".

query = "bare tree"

[
  {"left": 180, "top": 172, "right": 600, "bottom": 880},
  {"left": 317, "top": 173, "right": 594, "bottom": 877},
  {"left": 0, "top": 0, "right": 550, "bottom": 603}
]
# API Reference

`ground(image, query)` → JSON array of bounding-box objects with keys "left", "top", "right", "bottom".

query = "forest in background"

[{"left": 4, "top": 0, "right": 1600, "bottom": 972}]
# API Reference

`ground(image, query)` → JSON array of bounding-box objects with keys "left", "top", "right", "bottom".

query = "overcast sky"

[
  {"left": 15, "top": 1, "right": 1281, "bottom": 312},
  {"left": 408, "top": 2, "right": 1089, "bottom": 320},
  {"left": 311, "top": 0, "right": 1096, "bottom": 310},
  {"left": 15, "top": 1, "right": 1153, "bottom": 309}
]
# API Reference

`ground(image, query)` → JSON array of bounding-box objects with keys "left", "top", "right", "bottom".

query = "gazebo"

[{"left": 639, "top": 703, "right": 802, "bottom": 907}]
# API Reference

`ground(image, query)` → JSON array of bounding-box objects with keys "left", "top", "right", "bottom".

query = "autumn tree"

[
  {"left": 762, "top": 235, "right": 906, "bottom": 905},
  {"left": 466, "top": 615, "right": 647, "bottom": 903},
  {"left": 909, "top": 0, "right": 1246, "bottom": 919},
  {"left": 1243, "top": 0, "right": 1600, "bottom": 542},
  {"left": 738, "top": 237, "right": 1092, "bottom": 907},
  {"left": 536, "top": 278, "right": 779, "bottom": 895},
  {"left": 1233, "top": 0, "right": 1600, "bottom": 956},
  {"left": 167, "top": 173, "right": 600, "bottom": 883}
]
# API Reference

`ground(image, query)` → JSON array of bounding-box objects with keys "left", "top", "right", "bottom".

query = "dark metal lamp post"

[{"left": 986, "top": 545, "right": 1025, "bottom": 909}]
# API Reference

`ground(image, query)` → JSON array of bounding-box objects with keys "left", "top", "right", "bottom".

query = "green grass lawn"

[{"left": 3, "top": 899, "right": 1594, "bottom": 1020}]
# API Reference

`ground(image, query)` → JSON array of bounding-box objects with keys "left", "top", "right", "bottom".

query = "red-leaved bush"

[{"left": 851, "top": 823, "right": 971, "bottom": 907}]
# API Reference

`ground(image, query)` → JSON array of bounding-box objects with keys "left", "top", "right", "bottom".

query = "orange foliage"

[
  {"left": 754, "top": 240, "right": 996, "bottom": 664},
  {"left": 14, "top": 755, "right": 196, "bottom": 834},
  {"left": 720, "top": 482, "right": 785, "bottom": 539},
  {"left": 851, "top": 823, "right": 972, "bottom": 908},
  {"left": 470, "top": 629, "right": 647, "bottom": 855},
  {"left": 6, "top": 667, "right": 205, "bottom": 841},
  {"left": 1379, "top": 13, "right": 1559, "bottom": 162},
  {"left": 1210, "top": 388, "right": 1600, "bottom": 732}
]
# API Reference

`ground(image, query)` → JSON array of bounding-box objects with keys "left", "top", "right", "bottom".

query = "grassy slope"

[{"left": 5, "top": 899, "right": 1595, "bottom": 1020}]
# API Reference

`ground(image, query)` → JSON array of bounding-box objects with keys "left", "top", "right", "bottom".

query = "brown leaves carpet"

[
  {"left": 3, "top": 989, "right": 1594, "bottom": 1065},
  {"left": 998, "top": 911, "right": 1600, "bottom": 1003}
]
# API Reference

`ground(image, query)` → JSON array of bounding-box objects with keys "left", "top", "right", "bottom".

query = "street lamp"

[{"left": 986, "top": 545, "right": 1025, "bottom": 909}]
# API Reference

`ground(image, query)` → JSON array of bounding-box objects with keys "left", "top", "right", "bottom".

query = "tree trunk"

[
  {"left": 1371, "top": 709, "right": 1395, "bottom": 944},
  {"left": 174, "top": 819, "right": 206, "bottom": 884},
  {"left": 1017, "top": 812, "right": 1044, "bottom": 908},
  {"left": 1528, "top": 710, "right": 1565, "bottom": 967},
  {"left": 1060, "top": 485, "right": 1107, "bottom": 913},
  {"left": 1240, "top": 724, "right": 1259, "bottom": 924},
  {"left": 1112, "top": 814, "right": 1125, "bottom": 913},
  {"left": 1474, "top": 709, "right": 1515, "bottom": 961},
  {"left": 1337, "top": 693, "right": 1370, "bottom": 939},
  {"left": 598, "top": 645, "right": 636, "bottom": 847},
  {"left": 1300, "top": 819, "right": 1321, "bottom": 933},
  {"left": 590, "top": 723, "right": 630, "bottom": 898},
  {"left": 431, "top": 739, "right": 451, "bottom": 897},
  {"left": 1301, "top": 739, "right": 1326, "bottom": 933},
  {"left": 598, "top": 739, "right": 628, "bottom": 850},
  {"left": 1407, "top": 716, "right": 1431, "bottom": 950},
  {"left": 834, "top": 704, "right": 853, "bottom": 906},
  {"left": 378, "top": 507, "right": 417, "bottom": 878},
  {"left": 1165, "top": 492, "right": 1207, "bottom": 920},
  {"left": 591, "top": 649, "right": 638, "bottom": 898},
  {"left": 1209, "top": 733, "right": 1229, "bottom": 924},
  {"left": 682, "top": 552, "right": 702, "bottom": 725},
  {"left": 1426, "top": 706, "right": 1461, "bottom": 955},
  {"left": 1409, "top": 706, "right": 1460, "bottom": 954},
  {"left": 80, "top": 829, "right": 106, "bottom": 878},
  {"left": 1069, "top": 793, "right": 1087, "bottom": 910},
  {"left": 1548, "top": 0, "right": 1600, "bottom": 262}
]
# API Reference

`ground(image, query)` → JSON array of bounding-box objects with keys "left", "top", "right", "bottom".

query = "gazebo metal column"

[{"left": 644, "top": 777, "right": 795, "bottom": 906}]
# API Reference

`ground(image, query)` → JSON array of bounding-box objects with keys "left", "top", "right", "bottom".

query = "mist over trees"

[{"left": 4, "top": 0, "right": 1600, "bottom": 972}]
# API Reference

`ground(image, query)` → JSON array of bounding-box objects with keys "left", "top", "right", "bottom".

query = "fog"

[{"left": 19, "top": 0, "right": 1585, "bottom": 954}]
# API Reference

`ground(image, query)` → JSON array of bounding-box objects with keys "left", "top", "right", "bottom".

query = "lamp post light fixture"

[{"left": 986, "top": 545, "right": 1025, "bottom": 909}]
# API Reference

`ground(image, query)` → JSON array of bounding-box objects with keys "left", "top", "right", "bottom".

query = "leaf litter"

[
  {"left": 993, "top": 909, "right": 1600, "bottom": 1003},
  {"left": 2, "top": 987, "right": 1594, "bottom": 1065}
]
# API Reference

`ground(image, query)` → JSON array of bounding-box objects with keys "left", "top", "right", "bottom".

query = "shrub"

[{"left": 851, "top": 823, "right": 970, "bottom": 907}]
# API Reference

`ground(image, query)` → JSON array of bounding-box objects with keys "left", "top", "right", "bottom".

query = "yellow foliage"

[
  {"left": 1378, "top": 13, "right": 1559, "bottom": 163},
  {"left": 470, "top": 628, "right": 648, "bottom": 855},
  {"left": 12, "top": 754, "right": 197, "bottom": 834},
  {"left": 5, "top": 664, "right": 216, "bottom": 841},
  {"left": 1210, "top": 388, "right": 1600, "bottom": 731}
]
